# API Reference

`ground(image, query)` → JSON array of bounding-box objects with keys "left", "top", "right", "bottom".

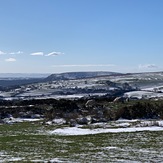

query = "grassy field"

[{"left": 0, "top": 121, "right": 163, "bottom": 162}]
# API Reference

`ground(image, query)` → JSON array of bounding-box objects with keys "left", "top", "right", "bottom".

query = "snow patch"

[
  {"left": 125, "top": 90, "right": 163, "bottom": 99},
  {"left": 105, "top": 146, "right": 119, "bottom": 150},
  {"left": 2, "top": 117, "right": 42, "bottom": 124},
  {"left": 52, "top": 118, "right": 66, "bottom": 125},
  {"left": 48, "top": 126, "right": 163, "bottom": 136},
  {"left": 49, "top": 158, "right": 64, "bottom": 162},
  {"left": 115, "top": 123, "right": 130, "bottom": 127}
]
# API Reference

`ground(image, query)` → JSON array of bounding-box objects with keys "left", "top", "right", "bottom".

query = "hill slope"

[{"left": 45, "top": 71, "right": 121, "bottom": 81}]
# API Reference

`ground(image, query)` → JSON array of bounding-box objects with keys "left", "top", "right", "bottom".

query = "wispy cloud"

[
  {"left": 9, "top": 51, "right": 23, "bottom": 55},
  {"left": 45, "top": 51, "right": 63, "bottom": 56},
  {"left": 5, "top": 58, "right": 16, "bottom": 62},
  {"left": 30, "top": 52, "right": 44, "bottom": 56},
  {"left": 138, "top": 64, "right": 158, "bottom": 69},
  {"left": 0, "top": 50, "right": 23, "bottom": 55},
  {"left": 30, "top": 51, "right": 63, "bottom": 56},
  {"left": 52, "top": 64, "right": 116, "bottom": 67},
  {"left": 0, "top": 51, "right": 6, "bottom": 55}
]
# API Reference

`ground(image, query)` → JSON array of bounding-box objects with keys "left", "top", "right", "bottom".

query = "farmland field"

[{"left": 1, "top": 121, "right": 163, "bottom": 162}]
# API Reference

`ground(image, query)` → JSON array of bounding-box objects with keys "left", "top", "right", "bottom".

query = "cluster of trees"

[
  {"left": 0, "top": 98, "right": 163, "bottom": 121},
  {"left": 119, "top": 100, "right": 163, "bottom": 119}
]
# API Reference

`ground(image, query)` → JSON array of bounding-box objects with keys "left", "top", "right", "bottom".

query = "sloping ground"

[
  {"left": 0, "top": 121, "right": 163, "bottom": 162},
  {"left": 2, "top": 71, "right": 163, "bottom": 100},
  {"left": 45, "top": 71, "right": 121, "bottom": 81},
  {"left": 1, "top": 97, "right": 163, "bottom": 162},
  {"left": 109, "top": 71, "right": 163, "bottom": 88},
  {"left": 124, "top": 90, "right": 163, "bottom": 99},
  {"left": 0, "top": 78, "right": 43, "bottom": 90}
]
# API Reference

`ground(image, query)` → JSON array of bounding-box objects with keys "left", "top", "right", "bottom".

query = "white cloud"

[
  {"left": 5, "top": 58, "right": 16, "bottom": 62},
  {"left": 0, "top": 51, "right": 6, "bottom": 55},
  {"left": 30, "top": 52, "right": 44, "bottom": 56},
  {"left": 45, "top": 51, "right": 63, "bottom": 56},
  {"left": 9, "top": 51, "right": 23, "bottom": 55},
  {"left": 52, "top": 64, "right": 116, "bottom": 67},
  {"left": 30, "top": 51, "right": 63, "bottom": 56},
  {"left": 138, "top": 64, "right": 158, "bottom": 69},
  {"left": 17, "top": 51, "right": 23, "bottom": 54},
  {"left": 0, "top": 50, "right": 23, "bottom": 55}
]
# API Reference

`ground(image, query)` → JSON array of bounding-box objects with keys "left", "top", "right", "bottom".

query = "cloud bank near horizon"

[
  {"left": 138, "top": 64, "right": 158, "bottom": 69},
  {"left": 52, "top": 64, "right": 116, "bottom": 68}
]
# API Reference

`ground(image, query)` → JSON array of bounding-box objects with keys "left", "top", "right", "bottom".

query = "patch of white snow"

[{"left": 48, "top": 126, "right": 163, "bottom": 136}]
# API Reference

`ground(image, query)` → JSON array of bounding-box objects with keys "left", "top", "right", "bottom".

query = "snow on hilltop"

[{"left": 45, "top": 71, "right": 121, "bottom": 81}]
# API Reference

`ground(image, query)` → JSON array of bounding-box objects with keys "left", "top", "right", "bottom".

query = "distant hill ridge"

[{"left": 45, "top": 71, "right": 121, "bottom": 81}]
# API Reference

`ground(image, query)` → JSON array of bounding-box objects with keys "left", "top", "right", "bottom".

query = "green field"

[{"left": 0, "top": 121, "right": 163, "bottom": 162}]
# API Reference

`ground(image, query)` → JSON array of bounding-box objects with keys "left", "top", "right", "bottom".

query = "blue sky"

[{"left": 0, "top": 0, "right": 163, "bottom": 73}]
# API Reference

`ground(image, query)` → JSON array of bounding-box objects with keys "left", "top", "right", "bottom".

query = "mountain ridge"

[{"left": 45, "top": 71, "right": 122, "bottom": 81}]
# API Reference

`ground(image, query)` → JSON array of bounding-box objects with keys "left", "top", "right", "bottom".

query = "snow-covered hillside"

[
  {"left": 45, "top": 71, "right": 121, "bottom": 81},
  {"left": 1, "top": 71, "right": 163, "bottom": 100}
]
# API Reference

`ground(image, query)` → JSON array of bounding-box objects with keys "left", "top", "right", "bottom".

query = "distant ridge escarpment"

[{"left": 44, "top": 71, "right": 122, "bottom": 81}]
